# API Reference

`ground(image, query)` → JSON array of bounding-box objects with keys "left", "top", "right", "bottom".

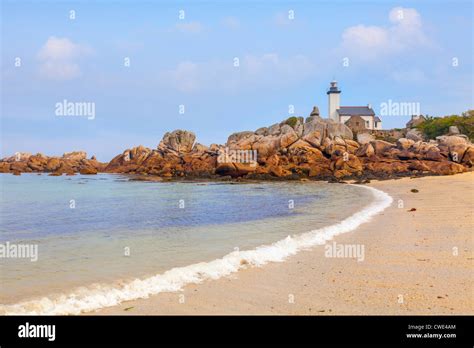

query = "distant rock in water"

[{"left": 0, "top": 151, "right": 106, "bottom": 175}]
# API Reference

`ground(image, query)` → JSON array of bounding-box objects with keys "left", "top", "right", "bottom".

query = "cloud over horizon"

[
  {"left": 340, "top": 7, "right": 432, "bottom": 61},
  {"left": 37, "top": 36, "right": 92, "bottom": 80}
]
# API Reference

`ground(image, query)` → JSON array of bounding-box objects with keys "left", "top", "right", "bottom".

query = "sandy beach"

[{"left": 92, "top": 172, "right": 473, "bottom": 315}]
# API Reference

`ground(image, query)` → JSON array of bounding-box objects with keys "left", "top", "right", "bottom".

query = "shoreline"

[
  {"left": 89, "top": 172, "right": 473, "bottom": 315},
  {"left": 5, "top": 169, "right": 471, "bottom": 184}
]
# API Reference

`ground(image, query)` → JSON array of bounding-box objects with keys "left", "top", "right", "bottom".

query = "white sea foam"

[{"left": 0, "top": 185, "right": 392, "bottom": 315}]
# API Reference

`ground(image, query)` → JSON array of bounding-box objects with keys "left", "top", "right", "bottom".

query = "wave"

[{"left": 0, "top": 185, "right": 393, "bottom": 315}]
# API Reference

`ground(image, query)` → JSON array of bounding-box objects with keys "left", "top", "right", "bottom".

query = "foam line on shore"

[{"left": 0, "top": 185, "right": 393, "bottom": 315}]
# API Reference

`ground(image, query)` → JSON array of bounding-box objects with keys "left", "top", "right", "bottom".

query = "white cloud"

[
  {"left": 340, "top": 7, "right": 430, "bottom": 61},
  {"left": 37, "top": 36, "right": 89, "bottom": 60},
  {"left": 342, "top": 25, "right": 389, "bottom": 59},
  {"left": 38, "top": 61, "right": 81, "bottom": 80},
  {"left": 388, "top": 7, "right": 429, "bottom": 49},
  {"left": 175, "top": 21, "right": 203, "bottom": 33},
  {"left": 37, "top": 36, "right": 92, "bottom": 80}
]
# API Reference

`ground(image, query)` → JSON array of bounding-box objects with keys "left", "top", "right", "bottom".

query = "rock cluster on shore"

[{"left": 2, "top": 112, "right": 473, "bottom": 180}]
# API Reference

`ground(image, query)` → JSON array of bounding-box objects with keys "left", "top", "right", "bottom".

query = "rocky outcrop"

[
  {"left": 2, "top": 111, "right": 472, "bottom": 180},
  {"left": 204, "top": 113, "right": 470, "bottom": 179},
  {"left": 104, "top": 130, "right": 217, "bottom": 177},
  {"left": 0, "top": 152, "right": 106, "bottom": 175}
]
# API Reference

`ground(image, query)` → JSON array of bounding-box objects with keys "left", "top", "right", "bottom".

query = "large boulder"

[
  {"left": 62, "top": 151, "right": 87, "bottom": 161},
  {"left": 357, "top": 132, "right": 375, "bottom": 145},
  {"left": 279, "top": 126, "right": 299, "bottom": 148},
  {"left": 370, "top": 140, "right": 395, "bottom": 156},
  {"left": 267, "top": 123, "right": 281, "bottom": 136},
  {"left": 79, "top": 165, "right": 98, "bottom": 175},
  {"left": 448, "top": 126, "right": 460, "bottom": 135},
  {"left": 45, "top": 158, "right": 61, "bottom": 172},
  {"left": 159, "top": 130, "right": 196, "bottom": 153},
  {"left": 356, "top": 143, "right": 375, "bottom": 157},
  {"left": 422, "top": 161, "right": 466, "bottom": 175},
  {"left": 105, "top": 145, "right": 152, "bottom": 172},
  {"left": 332, "top": 154, "right": 363, "bottom": 178},
  {"left": 127, "top": 146, "right": 152, "bottom": 164},
  {"left": 255, "top": 127, "right": 268, "bottom": 136},
  {"left": 326, "top": 121, "right": 353, "bottom": 140},
  {"left": 252, "top": 136, "right": 280, "bottom": 159},
  {"left": 10, "top": 161, "right": 31, "bottom": 172},
  {"left": 227, "top": 131, "right": 254, "bottom": 146},
  {"left": 193, "top": 143, "right": 209, "bottom": 153},
  {"left": 364, "top": 158, "right": 410, "bottom": 175},
  {"left": 436, "top": 135, "right": 468, "bottom": 148},
  {"left": 215, "top": 162, "right": 256, "bottom": 177},
  {"left": 461, "top": 146, "right": 474, "bottom": 167},
  {"left": 303, "top": 117, "right": 326, "bottom": 139},
  {"left": 396, "top": 138, "right": 415, "bottom": 150},
  {"left": 0, "top": 162, "right": 11, "bottom": 173},
  {"left": 27, "top": 154, "right": 48, "bottom": 171},
  {"left": 406, "top": 129, "right": 423, "bottom": 142},
  {"left": 302, "top": 130, "right": 323, "bottom": 148},
  {"left": 303, "top": 116, "right": 353, "bottom": 140},
  {"left": 309, "top": 106, "right": 320, "bottom": 117},
  {"left": 182, "top": 152, "right": 216, "bottom": 176},
  {"left": 3, "top": 152, "right": 32, "bottom": 162},
  {"left": 449, "top": 143, "right": 468, "bottom": 162}
]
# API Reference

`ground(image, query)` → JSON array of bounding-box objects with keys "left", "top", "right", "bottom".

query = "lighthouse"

[{"left": 327, "top": 80, "right": 341, "bottom": 122}]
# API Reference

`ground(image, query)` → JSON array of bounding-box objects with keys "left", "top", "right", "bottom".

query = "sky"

[{"left": 1, "top": 0, "right": 473, "bottom": 161}]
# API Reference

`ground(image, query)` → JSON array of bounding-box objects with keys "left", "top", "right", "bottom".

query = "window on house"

[
  {"left": 366, "top": 120, "right": 370, "bottom": 128},
  {"left": 375, "top": 121, "right": 378, "bottom": 128}
]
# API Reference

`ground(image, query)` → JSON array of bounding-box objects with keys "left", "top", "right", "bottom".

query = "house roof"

[
  {"left": 374, "top": 116, "right": 381, "bottom": 122},
  {"left": 337, "top": 106, "right": 375, "bottom": 116}
]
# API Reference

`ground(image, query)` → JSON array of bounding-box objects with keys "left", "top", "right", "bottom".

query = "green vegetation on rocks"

[
  {"left": 416, "top": 110, "right": 474, "bottom": 141},
  {"left": 285, "top": 116, "right": 298, "bottom": 128}
]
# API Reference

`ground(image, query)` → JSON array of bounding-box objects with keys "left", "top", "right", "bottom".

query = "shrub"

[
  {"left": 416, "top": 110, "right": 474, "bottom": 141},
  {"left": 285, "top": 116, "right": 298, "bottom": 128}
]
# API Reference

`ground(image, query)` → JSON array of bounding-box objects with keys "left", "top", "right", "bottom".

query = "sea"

[{"left": 0, "top": 173, "right": 392, "bottom": 314}]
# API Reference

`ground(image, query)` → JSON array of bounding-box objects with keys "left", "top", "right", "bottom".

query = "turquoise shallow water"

[{"left": 0, "top": 174, "right": 373, "bottom": 305}]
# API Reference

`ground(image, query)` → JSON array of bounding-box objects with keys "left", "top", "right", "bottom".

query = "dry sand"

[{"left": 92, "top": 172, "right": 473, "bottom": 315}]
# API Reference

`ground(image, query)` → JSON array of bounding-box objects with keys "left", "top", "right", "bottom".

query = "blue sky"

[{"left": 1, "top": 0, "right": 473, "bottom": 161}]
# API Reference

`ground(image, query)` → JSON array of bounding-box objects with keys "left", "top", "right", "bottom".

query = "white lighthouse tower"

[{"left": 327, "top": 80, "right": 341, "bottom": 122}]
